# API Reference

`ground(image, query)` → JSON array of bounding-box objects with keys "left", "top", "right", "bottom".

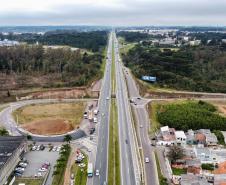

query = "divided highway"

[
  {"left": 113, "top": 32, "right": 141, "bottom": 185},
  {"left": 93, "top": 32, "right": 113, "bottom": 185},
  {"left": 122, "top": 41, "right": 159, "bottom": 184}
]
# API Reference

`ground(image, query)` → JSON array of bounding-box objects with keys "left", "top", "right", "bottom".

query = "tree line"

[
  {"left": 121, "top": 44, "right": 226, "bottom": 93},
  {"left": 0, "top": 31, "right": 108, "bottom": 52},
  {"left": 0, "top": 44, "right": 103, "bottom": 88}
]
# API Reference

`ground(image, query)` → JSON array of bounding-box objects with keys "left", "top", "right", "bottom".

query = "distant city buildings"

[{"left": 0, "top": 39, "right": 19, "bottom": 46}]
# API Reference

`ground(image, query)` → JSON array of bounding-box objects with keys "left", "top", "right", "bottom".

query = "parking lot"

[{"left": 23, "top": 144, "right": 60, "bottom": 185}]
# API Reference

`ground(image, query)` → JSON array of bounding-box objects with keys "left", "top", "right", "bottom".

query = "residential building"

[
  {"left": 189, "top": 40, "right": 201, "bottom": 46},
  {"left": 0, "top": 136, "right": 27, "bottom": 185},
  {"left": 194, "top": 146, "right": 213, "bottom": 164},
  {"left": 175, "top": 131, "right": 187, "bottom": 146},
  {"left": 180, "top": 174, "right": 209, "bottom": 185},
  {"left": 157, "top": 126, "right": 176, "bottom": 146},
  {"left": 198, "top": 129, "right": 218, "bottom": 146},
  {"left": 186, "top": 129, "right": 195, "bottom": 145}
]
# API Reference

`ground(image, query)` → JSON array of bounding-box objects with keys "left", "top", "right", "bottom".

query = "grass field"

[
  {"left": 108, "top": 100, "right": 121, "bottom": 185},
  {"left": 13, "top": 102, "right": 86, "bottom": 135},
  {"left": 13, "top": 178, "right": 43, "bottom": 185},
  {"left": 71, "top": 152, "right": 88, "bottom": 185},
  {"left": 172, "top": 168, "right": 187, "bottom": 176}
]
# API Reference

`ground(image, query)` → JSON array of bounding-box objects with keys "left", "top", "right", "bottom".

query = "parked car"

[
  {"left": 40, "top": 144, "right": 45, "bottom": 150},
  {"left": 145, "top": 157, "right": 149, "bottom": 163}
]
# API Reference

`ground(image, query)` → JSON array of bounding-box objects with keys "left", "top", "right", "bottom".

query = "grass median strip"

[{"left": 108, "top": 99, "right": 121, "bottom": 185}]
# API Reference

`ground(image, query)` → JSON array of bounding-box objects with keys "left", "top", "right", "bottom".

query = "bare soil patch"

[{"left": 22, "top": 119, "right": 73, "bottom": 135}]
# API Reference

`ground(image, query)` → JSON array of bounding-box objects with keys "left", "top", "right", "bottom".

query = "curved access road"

[{"left": 0, "top": 98, "right": 96, "bottom": 142}]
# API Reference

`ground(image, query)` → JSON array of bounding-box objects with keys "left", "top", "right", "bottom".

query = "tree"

[
  {"left": 0, "top": 128, "right": 9, "bottom": 136},
  {"left": 27, "top": 135, "right": 32, "bottom": 140},
  {"left": 64, "top": 134, "right": 72, "bottom": 143},
  {"left": 167, "top": 145, "right": 185, "bottom": 163}
]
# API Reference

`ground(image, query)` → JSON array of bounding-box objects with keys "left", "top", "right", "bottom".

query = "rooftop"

[
  {"left": 0, "top": 136, "right": 25, "bottom": 169},
  {"left": 180, "top": 174, "right": 209, "bottom": 185}
]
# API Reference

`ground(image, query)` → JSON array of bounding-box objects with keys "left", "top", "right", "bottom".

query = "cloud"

[{"left": 0, "top": 0, "right": 226, "bottom": 26}]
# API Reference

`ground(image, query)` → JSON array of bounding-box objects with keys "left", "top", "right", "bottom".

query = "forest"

[
  {"left": 0, "top": 31, "right": 108, "bottom": 52},
  {"left": 0, "top": 45, "right": 103, "bottom": 89},
  {"left": 157, "top": 101, "right": 226, "bottom": 131},
  {"left": 122, "top": 44, "right": 226, "bottom": 92},
  {"left": 117, "top": 31, "right": 164, "bottom": 43}
]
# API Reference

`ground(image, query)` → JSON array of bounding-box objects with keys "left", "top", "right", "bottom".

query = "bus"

[{"left": 87, "top": 163, "right": 93, "bottom": 177}]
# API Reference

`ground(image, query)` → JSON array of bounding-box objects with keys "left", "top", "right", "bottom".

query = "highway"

[
  {"left": 114, "top": 32, "right": 140, "bottom": 185},
  {"left": 93, "top": 32, "right": 113, "bottom": 185},
  {"left": 117, "top": 36, "right": 159, "bottom": 184}
]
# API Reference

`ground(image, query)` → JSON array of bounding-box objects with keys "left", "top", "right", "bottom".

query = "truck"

[{"left": 87, "top": 163, "right": 93, "bottom": 177}]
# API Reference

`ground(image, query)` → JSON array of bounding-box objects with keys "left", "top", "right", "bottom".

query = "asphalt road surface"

[
  {"left": 114, "top": 32, "right": 140, "bottom": 185},
  {"left": 93, "top": 32, "right": 113, "bottom": 185},
  {"left": 118, "top": 37, "right": 159, "bottom": 184}
]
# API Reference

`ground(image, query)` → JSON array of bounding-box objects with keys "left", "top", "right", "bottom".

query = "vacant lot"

[
  {"left": 13, "top": 102, "right": 86, "bottom": 135},
  {"left": 207, "top": 100, "right": 226, "bottom": 117}
]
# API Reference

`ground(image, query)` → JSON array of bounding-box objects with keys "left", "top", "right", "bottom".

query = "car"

[
  {"left": 15, "top": 167, "right": 25, "bottom": 172},
  {"left": 39, "top": 168, "right": 47, "bottom": 172},
  {"left": 137, "top": 97, "right": 141, "bottom": 100},
  {"left": 14, "top": 172, "right": 22, "bottom": 177},
  {"left": 140, "top": 125, "right": 143, "bottom": 128},
  {"left": 52, "top": 146, "right": 57, "bottom": 152},
  {"left": 134, "top": 102, "right": 137, "bottom": 105},
  {"left": 40, "top": 144, "right": 45, "bottom": 150},
  {"left": 145, "top": 157, "right": 149, "bottom": 163},
  {"left": 35, "top": 172, "right": 42, "bottom": 177},
  {"left": 71, "top": 173, "right": 75, "bottom": 179},
  {"left": 36, "top": 145, "right": 40, "bottom": 151},
  {"left": 95, "top": 169, "right": 100, "bottom": 176},
  {"left": 93, "top": 117, "right": 98, "bottom": 123},
  {"left": 84, "top": 112, "right": 88, "bottom": 119},
  {"left": 106, "top": 97, "right": 110, "bottom": 100},
  {"left": 31, "top": 146, "right": 37, "bottom": 151},
  {"left": 57, "top": 146, "right": 61, "bottom": 152},
  {"left": 125, "top": 139, "right": 128, "bottom": 144}
]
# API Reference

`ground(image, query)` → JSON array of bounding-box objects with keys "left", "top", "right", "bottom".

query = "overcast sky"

[{"left": 0, "top": 0, "right": 226, "bottom": 26}]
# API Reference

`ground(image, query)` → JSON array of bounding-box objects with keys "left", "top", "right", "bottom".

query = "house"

[
  {"left": 186, "top": 129, "right": 195, "bottom": 145},
  {"left": 194, "top": 146, "right": 213, "bottom": 164},
  {"left": 189, "top": 40, "right": 201, "bottom": 46},
  {"left": 198, "top": 129, "right": 218, "bottom": 146},
  {"left": 157, "top": 126, "right": 176, "bottom": 146},
  {"left": 180, "top": 174, "right": 209, "bottom": 185},
  {"left": 175, "top": 131, "right": 187, "bottom": 146},
  {"left": 195, "top": 133, "right": 206, "bottom": 145},
  {"left": 213, "top": 161, "right": 226, "bottom": 174},
  {"left": 0, "top": 136, "right": 27, "bottom": 185},
  {"left": 185, "top": 158, "right": 201, "bottom": 175}
]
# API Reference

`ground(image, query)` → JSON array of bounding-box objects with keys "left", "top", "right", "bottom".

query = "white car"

[
  {"left": 57, "top": 146, "right": 61, "bottom": 152},
  {"left": 95, "top": 169, "right": 100, "bottom": 176},
  {"left": 93, "top": 117, "right": 98, "bottom": 123},
  {"left": 32, "top": 146, "right": 37, "bottom": 151},
  {"left": 145, "top": 157, "right": 149, "bottom": 163},
  {"left": 106, "top": 97, "right": 110, "bottom": 100},
  {"left": 39, "top": 168, "right": 47, "bottom": 172},
  {"left": 52, "top": 146, "right": 57, "bottom": 152}
]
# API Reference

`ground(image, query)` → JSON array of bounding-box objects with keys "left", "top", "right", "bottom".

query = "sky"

[{"left": 0, "top": 0, "right": 226, "bottom": 26}]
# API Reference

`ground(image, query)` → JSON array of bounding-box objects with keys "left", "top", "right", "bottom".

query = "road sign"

[{"left": 141, "top": 76, "right": 157, "bottom": 82}]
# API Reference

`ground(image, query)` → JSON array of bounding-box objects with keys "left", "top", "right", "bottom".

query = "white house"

[{"left": 175, "top": 131, "right": 187, "bottom": 146}]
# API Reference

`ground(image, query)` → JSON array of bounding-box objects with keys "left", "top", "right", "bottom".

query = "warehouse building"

[{"left": 0, "top": 136, "right": 27, "bottom": 185}]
